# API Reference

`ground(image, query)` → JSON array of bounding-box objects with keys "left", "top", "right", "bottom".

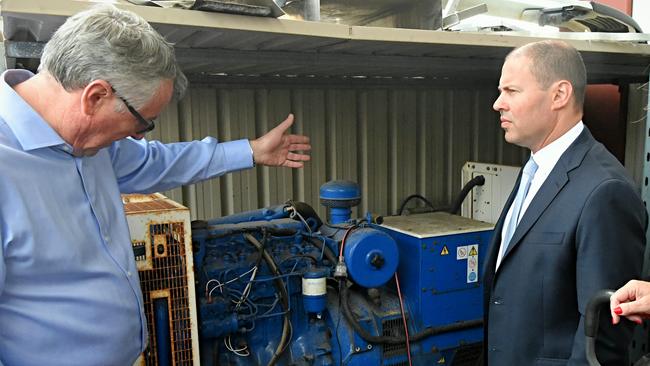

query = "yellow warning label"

[
  {"left": 440, "top": 245, "right": 449, "bottom": 256},
  {"left": 437, "top": 356, "right": 446, "bottom": 364},
  {"left": 469, "top": 246, "right": 478, "bottom": 256}
]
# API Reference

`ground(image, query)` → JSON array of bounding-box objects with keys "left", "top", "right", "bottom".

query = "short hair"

[
  {"left": 39, "top": 4, "right": 187, "bottom": 109},
  {"left": 507, "top": 40, "right": 587, "bottom": 108}
]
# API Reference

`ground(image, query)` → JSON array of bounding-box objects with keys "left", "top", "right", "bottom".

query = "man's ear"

[
  {"left": 551, "top": 80, "right": 573, "bottom": 111},
  {"left": 80, "top": 80, "right": 113, "bottom": 116}
]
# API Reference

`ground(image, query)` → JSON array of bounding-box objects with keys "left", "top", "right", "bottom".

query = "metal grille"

[
  {"left": 138, "top": 222, "right": 194, "bottom": 366},
  {"left": 385, "top": 362, "right": 409, "bottom": 366},
  {"left": 452, "top": 342, "right": 482, "bottom": 366},
  {"left": 382, "top": 317, "right": 407, "bottom": 359}
]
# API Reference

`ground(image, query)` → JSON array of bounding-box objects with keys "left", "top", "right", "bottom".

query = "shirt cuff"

[
  {"left": 249, "top": 140, "right": 256, "bottom": 167},
  {"left": 219, "top": 139, "right": 255, "bottom": 171}
]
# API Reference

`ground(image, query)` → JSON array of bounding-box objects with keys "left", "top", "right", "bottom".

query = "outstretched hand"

[
  {"left": 249, "top": 114, "right": 311, "bottom": 168},
  {"left": 611, "top": 279, "right": 650, "bottom": 325}
]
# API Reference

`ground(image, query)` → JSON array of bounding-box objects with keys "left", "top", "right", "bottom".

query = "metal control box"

[{"left": 379, "top": 212, "right": 494, "bottom": 364}]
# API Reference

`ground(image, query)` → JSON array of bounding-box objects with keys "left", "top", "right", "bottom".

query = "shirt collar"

[
  {"left": 0, "top": 69, "right": 67, "bottom": 151},
  {"left": 531, "top": 121, "right": 584, "bottom": 173}
]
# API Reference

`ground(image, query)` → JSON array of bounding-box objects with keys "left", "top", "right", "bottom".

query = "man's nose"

[{"left": 493, "top": 94, "right": 505, "bottom": 111}]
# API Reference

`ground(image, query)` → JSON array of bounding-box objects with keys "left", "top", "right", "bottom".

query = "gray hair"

[
  {"left": 508, "top": 40, "right": 587, "bottom": 108},
  {"left": 39, "top": 4, "right": 187, "bottom": 109}
]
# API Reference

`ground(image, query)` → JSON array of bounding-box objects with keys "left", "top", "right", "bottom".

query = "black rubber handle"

[{"left": 585, "top": 289, "right": 615, "bottom": 338}]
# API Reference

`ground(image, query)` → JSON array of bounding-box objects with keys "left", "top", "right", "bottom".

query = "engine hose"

[
  {"left": 340, "top": 283, "right": 482, "bottom": 344},
  {"left": 397, "top": 194, "right": 436, "bottom": 216},
  {"left": 206, "top": 227, "right": 297, "bottom": 240},
  {"left": 307, "top": 237, "right": 337, "bottom": 265},
  {"left": 448, "top": 175, "right": 485, "bottom": 215},
  {"left": 243, "top": 233, "right": 291, "bottom": 366}
]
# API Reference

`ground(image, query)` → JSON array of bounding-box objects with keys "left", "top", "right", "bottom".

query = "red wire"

[
  {"left": 339, "top": 226, "right": 355, "bottom": 257},
  {"left": 395, "top": 273, "right": 412, "bottom": 366}
]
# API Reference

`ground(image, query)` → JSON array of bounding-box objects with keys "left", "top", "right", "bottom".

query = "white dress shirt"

[{"left": 496, "top": 121, "right": 584, "bottom": 268}]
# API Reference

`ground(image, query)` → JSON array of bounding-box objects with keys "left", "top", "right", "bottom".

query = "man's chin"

[{"left": 504, "top": 132, "right": 520, "bottom": 146}]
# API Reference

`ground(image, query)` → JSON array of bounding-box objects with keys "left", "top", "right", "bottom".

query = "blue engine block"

[{"left": 192, "top": 202, "right": 493, "bottom": 365}]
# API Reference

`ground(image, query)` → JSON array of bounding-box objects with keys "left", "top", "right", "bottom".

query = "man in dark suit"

[{"left": 483, "top": 40, "right": 647, "bottom": 365}]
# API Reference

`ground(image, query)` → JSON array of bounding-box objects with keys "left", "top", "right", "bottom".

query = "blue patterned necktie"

[{"left": 499, "top": 157, "right": 538, "bottom": 261}]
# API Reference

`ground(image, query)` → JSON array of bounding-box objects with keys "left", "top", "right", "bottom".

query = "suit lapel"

[
  {"left": 501, "top": 169, "right": 568, "bottom": 258},
  {"left": 500, "top": 128, "right": 595, "bottom": 262}
]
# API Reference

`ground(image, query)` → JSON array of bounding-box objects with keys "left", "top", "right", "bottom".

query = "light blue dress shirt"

[{"left": 0, "top": 70, "right": 253, "bottom": 366}]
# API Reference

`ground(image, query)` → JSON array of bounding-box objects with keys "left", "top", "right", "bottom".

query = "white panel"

[{"left": 460, "top": 161, "right": 520, "bottom": 224}]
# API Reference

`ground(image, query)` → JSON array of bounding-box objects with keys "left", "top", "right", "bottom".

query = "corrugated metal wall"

[
  {"left": 625, "top": 82, "right": 649, "bottom": 188},
  {"left": 149, "top": 82, "right": 528, "bottom": 220}
]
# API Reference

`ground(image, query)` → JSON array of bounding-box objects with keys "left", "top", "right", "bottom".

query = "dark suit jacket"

[{"left": 483, "top": 127, "right": 647, "bottom": 366}]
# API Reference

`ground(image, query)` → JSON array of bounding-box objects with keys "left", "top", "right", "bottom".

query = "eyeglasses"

[{"left": 114, "top": 92, "right": 156, "bottom": 134}]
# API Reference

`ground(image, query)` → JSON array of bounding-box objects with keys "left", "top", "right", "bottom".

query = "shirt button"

[
  {"left": 127, "top": 271, "right": 132, "bottom": 277},
  {"left": 104, "top": 235, "right": 110, "bottom": 242}
]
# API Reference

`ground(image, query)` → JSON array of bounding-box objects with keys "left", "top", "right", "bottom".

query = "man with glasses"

[
  {"left": 0, "top": 4, "right": 310, "bottom": 366},
  {"left": 114, "top": 89, "right": 157, "bottom": 135}
]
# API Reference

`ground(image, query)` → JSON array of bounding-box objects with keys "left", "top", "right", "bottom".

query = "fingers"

[
  {"left": 287, "top": 152, "right": 310, "bottom": 162},
  {"left": 283, "top": 160, "right": 305, "bottom": 168},
  {"left": 611, "top": 280, "right": 638, "bottom": 306},
  {"left": 273, "top": 114, "right": 295, "bottom": 133},
  {"left": 279, "top": 152, "right": 310, "bottom": 169},
  {"left": 285, "top": 134, "right": 310, "bottom": 145},
  {"left": 611, "top": 290, "right": 626, "bottom": 324},
  {"left": 611, "top": 281, "right": 637, "bottom": 323},
  {"left": 619, "top": 298, "right": 650, "bottom": 318},
  {"left": 611, "top": 303, "right": 645, "bottom": 325},
  {"left": 610, "top": 280, "right": 650, "bottom": 325},
  {"left": 612, "top": 311, "right": 642, "bottom": 325},
  {"left": 288, "top": 143, "right": 311, "bottom": 151},
  {"left": 255, "top": 113, "right": 310, "bottom": 169},
  {"left": 627, "top": 314, "right": 644, "bottom": 325}
]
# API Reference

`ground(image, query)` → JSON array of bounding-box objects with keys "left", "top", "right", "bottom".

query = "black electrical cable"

[
  {"left": 233, "top": 242, "right": 266, "bottom": 309},
  {"left": 448, "top": 175, "right": 486, "bottom": 215},
  {"left": 204, "top": 227, "right": 298, "bottom": 240},
  {"left": 307, "top": 237, "right": 337, "bottom": 265},
  {"left": 340, "top": 284, "right": 482, "bottom": 344},
  {"left": 397, "top": 175, "right": 486, "bottom": 217},
  {"left": 278, "top": 254, "right": 318, "bottom": 267},
  {"left": 336, "top": 279, "right": 344, "bottom": 366},
  {"left": 397, "top": 194, "right": 436, "bottom": 216},
  {"left": 243, "top": 233, "right": 291, "bottom": 366}
]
